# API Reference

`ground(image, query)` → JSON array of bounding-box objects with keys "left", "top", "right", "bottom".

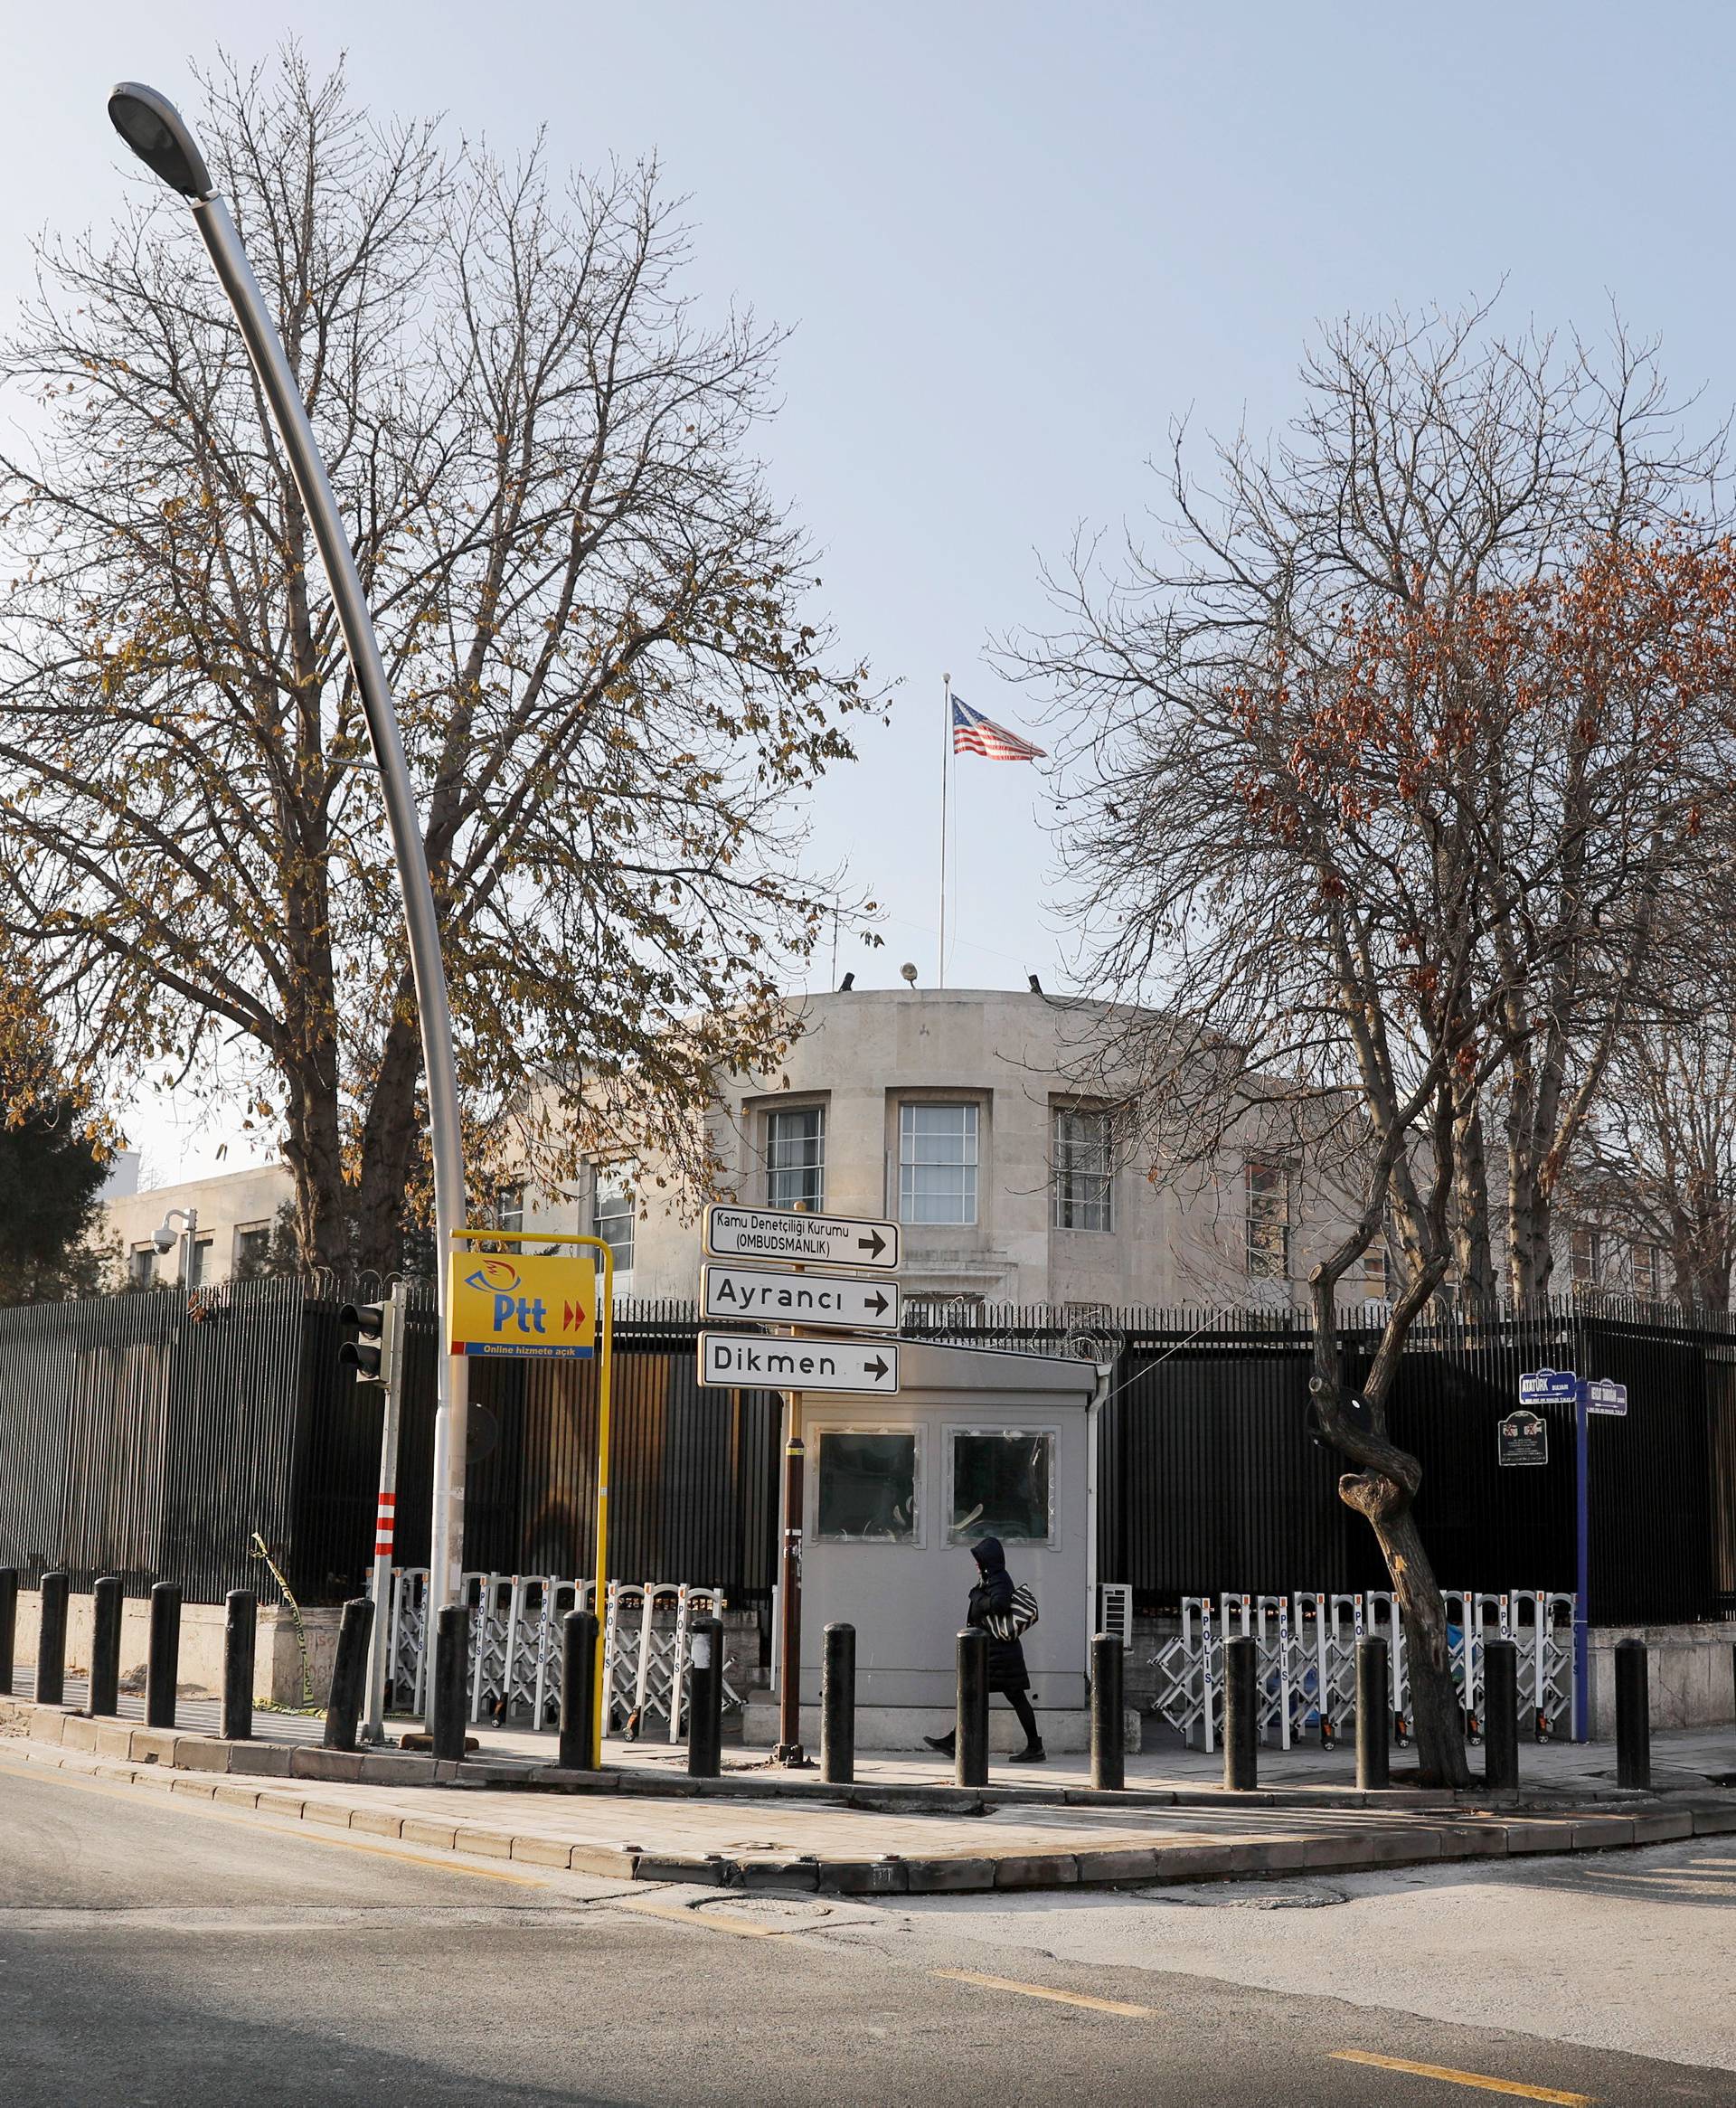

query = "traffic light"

[{"left": 340, "top": 1298, "right": 400, "bottom": 1389}]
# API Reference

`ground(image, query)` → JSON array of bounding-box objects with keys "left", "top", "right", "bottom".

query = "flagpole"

[{"left": 939, "top": 671, "right": 950, "bottom": 989}]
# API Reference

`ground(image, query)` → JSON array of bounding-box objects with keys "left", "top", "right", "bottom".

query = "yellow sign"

[{"left": 447, "top": 1248, "right": 596, "bottom": 1359}]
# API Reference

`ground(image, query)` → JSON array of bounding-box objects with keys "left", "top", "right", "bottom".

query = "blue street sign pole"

[{"left": 1573, "top": 1382, "right": 1590, "bottom": 1742}]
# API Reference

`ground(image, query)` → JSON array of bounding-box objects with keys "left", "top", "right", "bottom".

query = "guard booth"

[{"left": 744, "top": 1339, "right": 1108, "bottom": 1752}]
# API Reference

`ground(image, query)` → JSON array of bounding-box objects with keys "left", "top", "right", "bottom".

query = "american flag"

[{"left": 951, "top": 695, "right": 1046, "bottom": 761}]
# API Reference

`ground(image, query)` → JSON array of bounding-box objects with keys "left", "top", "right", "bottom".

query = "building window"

[
  {"left": 766, "top": 1105, "right": 825, "bottom": 1213},
  {"left": 592, "top": 1169, "right": 635, "bottom": 1275},
  {"left": 814, "top": 1429, "right": 919, "bottom": 1542},
  {"left": 1245, "top": 1163, "right": 1289, "bottom": 1279},
  {"left": 1052, "top": 1107, "right": 1113, "bottom": 1232},
  {"left": 496, "top": 1185, "right": 525, "bottom": 1235},
  {"left": 1633, "top": 1240, "right": 1668, "bottom": 1302},
  {"left": 899, "top": 1102, "right": 979, "bottom": 1225},
  {"left": 129, "top": 1245, "right": 156, "bottom": 1290},
  {"left": 234, "top": 1224, "right": 272, "bottom": 1277},
  {"left": 948, "top": 1428, "right": 1056, "bottom": 1546},
  {"left": 1571, "top": 1225, "right": 1608, "bottom": 1290},
  {"left": 185, "top": 1237, "right": 213, "bottom": 1289}
]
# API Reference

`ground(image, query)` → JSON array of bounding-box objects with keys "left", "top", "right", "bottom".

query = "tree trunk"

[
  {"left": 1342, "top": 1480, "right": 1468, "bottom": 1785},
  {"left": 353, "top": 994, "right": 427, "bottom": 1277},
  {"left": 1451, "top": 1094, "right": 1496, "bottom": 1310}
]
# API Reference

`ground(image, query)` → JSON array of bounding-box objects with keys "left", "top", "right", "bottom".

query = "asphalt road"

[{"left": 5, "top": 1759, "right": 1733, "bottom": 2107}]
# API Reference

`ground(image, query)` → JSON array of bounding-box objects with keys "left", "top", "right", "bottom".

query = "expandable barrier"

[
  {"left": 384, "top": 1569, "right": 744, "bottom": 1735},
  {"left": 1147, "top": 1587, "right": 1576, "bottom": 1751}
]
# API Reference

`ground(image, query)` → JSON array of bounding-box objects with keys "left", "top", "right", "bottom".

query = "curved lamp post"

[{"left": 108, "top": 84, "right": 473, "bottom": 1644}]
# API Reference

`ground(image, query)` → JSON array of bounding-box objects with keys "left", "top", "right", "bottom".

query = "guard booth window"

[
  {"left": 948, "top": 1428, "right": 1056, "bottom": 1546},
  {"left": 814, "top": 1429, "right": 919, "bottom": 1542}
]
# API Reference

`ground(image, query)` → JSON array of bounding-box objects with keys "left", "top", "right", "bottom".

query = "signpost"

[
  {"left": 1520, "top": 1366, "right": 1590, "bottom": 1740},
  {"left": 1497, "top": 1410, "right": 1549, "bottom": 1466},
  {"left": 449, "top": 1230, "right": 614, "bottom": 1766},
  {"left": 698, "top": 1332, "right": 900, "bottom": 1394},
  {"left": 447, "top": 1249, "right": 596, "bottom": 1360},
  {"left": 701, "top": 1263, "right": 899, "bottom": 1333},
  {"left": 703, "top": 1202, "right": 900, "bottom": 1271},
  {"left": 1586, "top": 1378, "right": 1628, "bottom": 1416},
  {"left": 697, "top": 1203, "right": 905, "bottom": 1766}
]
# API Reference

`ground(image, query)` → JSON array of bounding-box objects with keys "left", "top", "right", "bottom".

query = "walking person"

[{"left": 925, "top": 1536, "right": 1045, "bottom": 1763}]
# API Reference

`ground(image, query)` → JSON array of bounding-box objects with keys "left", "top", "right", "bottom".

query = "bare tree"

[
  {"left": 1012, "top": 304, "right": 1736, "bottom": 1786},
  {"left": 0, "top": 52, "right": 877, "bottom": 1271}
]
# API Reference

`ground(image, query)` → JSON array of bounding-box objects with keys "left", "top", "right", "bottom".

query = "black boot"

[
  {"left": 923, "top": 1731, "right": 956, "bottom": 1756},
  {"left": 1006, "top": 1741, "right": 1046, "bottom": 1763}
]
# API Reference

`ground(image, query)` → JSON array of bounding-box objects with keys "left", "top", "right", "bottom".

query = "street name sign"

[
  {"left": 698, "top": 1331, "right": 900, "bottom": 1394},
  {"left": 448, "top": 1250, "right": 595, "bottom": 1360},
  {"left": 1518, "top": 1367, "right": 1579, "bottom": 1406},
  {"left": 1586, "top": 1378, "right": 1628, "bottom": 1416},
  {"left": 701, "top": 1262, "right": 900, "bottom": 1333},
  {"left": 1498, "top": 1410, "right": 1549, "bottom": 1466},
  {"left": 702, "top": 1203, "right": 900, "bottom": 1271}
]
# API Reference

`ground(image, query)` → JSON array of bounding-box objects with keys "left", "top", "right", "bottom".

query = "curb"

[
  {"left": 0, "top": 1697, "right": 1694, "bottom": 1820},
  {"left": 6, "top": 1722, "right": 1733, "bottom": 1899}
]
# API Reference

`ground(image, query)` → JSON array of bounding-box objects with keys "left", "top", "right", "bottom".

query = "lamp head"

[{"left": 108, "top": 82, "right": 213, "bottom": 199}]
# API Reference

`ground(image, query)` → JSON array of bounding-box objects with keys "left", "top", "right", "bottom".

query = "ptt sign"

[{"left": 447, "top": 1251, "right": 596, "bottom": 1360}]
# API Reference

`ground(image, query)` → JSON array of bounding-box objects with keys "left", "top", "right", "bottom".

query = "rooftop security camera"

[{"left": 151, "top": 1224, "right": 177, "bottom": 1254}]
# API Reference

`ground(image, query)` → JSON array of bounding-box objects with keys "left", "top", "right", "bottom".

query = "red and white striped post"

[{"left": 363, "top": 1282, "right": 408, "bottom": 1744}]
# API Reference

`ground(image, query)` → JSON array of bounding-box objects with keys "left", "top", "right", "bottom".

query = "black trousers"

[{"left": 1001, "top": 1688, "right": 1040, "bottom": 1744}]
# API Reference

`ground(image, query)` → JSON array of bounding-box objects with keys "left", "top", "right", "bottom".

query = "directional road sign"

[
  {"left": 701, "top": 1263, "right": 900, "bottom": 1333},
  {"left": 1586, "top": 1377, "right": 1628, "bottom": 1416},
  {"left": 702, "top": 1203, "right": 900, "bottom": 1271},
  {"left": 698, "top": 1331, "right": 900, "bottom": 1394},
  {"left": 1518, "top": 1367, "right": 1580, "bottom": 1406}
]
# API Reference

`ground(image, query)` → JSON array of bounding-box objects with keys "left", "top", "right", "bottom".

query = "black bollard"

[
  {"left": 37, "top": 1570, "right": 70, "bottom": 1706},
  {"left": 90, "top": 1576, "right": 122, "bottom": 1717},
  {"left": 1483, "top": 1636, "right": 1519, "bottom": 1790},
  {"left": 956, "top": 1627, "right": 989, "bottom": 1788},
  {"left": 558, "top": 1608, "right": 599, "bottom": 1771},
  {"left": 688, "top": 1615, "right": 723, "bottom": 1779},
  {"left": 430, "top": 1604, "right": 468, "bottom": 1763},
  {"left": 1355, "top": 1635, "right": 1390, "bottom": 1791},
  {"left": 821, "top": 1621, "right": 856, "bottom": 1785},
  {"left": 146, "top": 1581, "right": 181, "bottom": 1730},
  {"left": 323, "top": 1596, "right": 374, "bottom": 1752},
  {"left": 1616, "top": 1637, "right": 1651, "bottom": 1791},
  {"left": 222, "top": 1589, "right": 257, "bottom": 1741},
  {"left": 1090, "top": 1632, "right": 1125, "bottom": 1792},
  {"left": 0, "top": 1566, "right": 16, "bottom": 1697},
  {"left": 1223, "top": 1633, "right": 1258, "bottom": 1791}
]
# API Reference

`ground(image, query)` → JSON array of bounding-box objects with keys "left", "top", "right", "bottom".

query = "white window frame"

[
  {"left": 1052, "top": 1105, "right": 1113, "bottom": 1233},
  {"left": 943, "top": 1423, "right": 1060, "bottom": 1549},
  {"left": 898, "top": 1101, "right": 980, "bottom": 1226},
  {"left": 765, "top": 1102, "right": 826, "bottom": 1214},
  {"left": 810, "top": 1423, "right": 924, "bottom": 1546},
  {"left": 591, "top": 1167, "right": 635, "bottom": 1277},
  {"left": 1245, "top": 1161, "right": 1290, "bottom": 1280}
]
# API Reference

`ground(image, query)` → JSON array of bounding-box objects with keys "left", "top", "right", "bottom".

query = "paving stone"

[
  {"left": 347, "top": 1808, "right": 404, "bottom": 1838},
  {"left": 400, "top": 1818, "right": 458, "bottom": 1849},
  {"left": 302, "top": 1800, "right": 355, "bottom": 1828},
  {"left": 567, "top": 1846, "right": 639, "bottom": 1878},
  {"left": 254, "top": 1791, "right": 307, "bottom": 1820},
  {"left": 171, "top": 1736, "right": 232, "bottom": 1773},
  {"left": 1430, "top": 1822, "right": 1506, "bottom": 1859},
  {"left": 127, "top": 1728, "right": 178, "bottom": 1766},
  {"left": 452, "top": 1826, "right": 515, "bottom": 1858},
  {"left": 527, "top": 1766, "right": 620, "bottom": 1792},
  {"left": 1074, "top": 1847, "right": 1162, "bottom": 1884},
  {"left": 632, "top": 1855, "right": 720, "bottom": 1885},
  {"left": 906, "top": 1857, "right": 996, "bottom": 1893},
  {"left": 356, "top": 1754, "right": 440, "bottom": 1787},
  {"left": 510, "top": 1833, "right": 583, "bottom": 1867},
  {"left": 168, "top": 1776, "right": 219, "bottom": 1800},
  {"left": 1301, "top": 1829, "right": 1441, "bottom": 1870},
  {"left": 817, "top": 1857, "right": 910, "bottom": 1895},
  {"left": 1503, "top": 1820, "right": 1577, "bottom": 1854},
  {"left": 227, "top": 1743, "right": 294, "bottom": 1777},
  {"left": 59, "top": 1716, "right": 98, "bottom": 1752},
  {"left": 1571, "top": 1817, "right": 1637, "bottom": 1849},
  {"left": 1690, "top": 1801, "right": 1736, "bottom": 1836},
  {"left": 212, "top": 1784, "right": 262, "bottom": 1810},
  {"left": 291, "top": 1749, "right": 365, "bottom": 1783},
  {"left": 1629, "top": 1810, "right": 1694, "bottom": 1844},
  {"left": 735, "top": 1858, "right": 822, "bottom": 1893},
  {"left": 91, "top": 1723, "right": 135, "bottom": 1760}
]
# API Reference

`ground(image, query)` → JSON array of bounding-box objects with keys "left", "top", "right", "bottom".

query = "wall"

[
  {"left": 103, "top": 1163, "right": 294, "bottom": 1289},
  {"left": 14, "top": 1586, "right": 344, "bottom": 1707},
  {"left": 1587, "top": 1624, "right": 1736, "bottom": 1736}
]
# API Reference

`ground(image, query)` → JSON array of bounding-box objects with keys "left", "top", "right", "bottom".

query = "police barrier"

[{"left": 1147, "top": 1587, "right": 1577, "bottom": 1750}]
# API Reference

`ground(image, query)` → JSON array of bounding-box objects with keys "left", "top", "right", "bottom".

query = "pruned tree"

[
  {"left": 1012, "top": 304, "right": 1736, "bottom": 1786},
  {"left": 0, "top": 51, "right": 878, "bottom": 1273}
]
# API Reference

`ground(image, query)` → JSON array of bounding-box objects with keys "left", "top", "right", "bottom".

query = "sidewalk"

[{"left": 7, "top": 1694, "right": 1734, "bottom": 1897}]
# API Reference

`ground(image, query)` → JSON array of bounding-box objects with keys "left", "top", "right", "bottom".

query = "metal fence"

[{"left": 1, "top": 1282, "right": 1731, "bottom": 1627}]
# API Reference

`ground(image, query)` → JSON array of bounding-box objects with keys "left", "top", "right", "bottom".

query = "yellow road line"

[
  {"left": 614, "top": 1896, "right": 794, "bottom": 1939},
  {"left": 1330, "top": 2048, "right": 1594, "bottom": 2103},
  {"left": 0, "top": 1752, "right": 546, "bottom": 1888},
  {"left": 931, "top": 1968, "right": 1156, "bottom": 2018}
]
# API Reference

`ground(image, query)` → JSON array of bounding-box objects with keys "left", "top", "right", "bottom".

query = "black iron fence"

[{"left": 0, "top": 1283, "right": 1731, "bottom": 1625}]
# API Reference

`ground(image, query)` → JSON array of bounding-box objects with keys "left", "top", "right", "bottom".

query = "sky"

[{"left": 5, "top": 0, "right": 1734, "bottom": 1178}]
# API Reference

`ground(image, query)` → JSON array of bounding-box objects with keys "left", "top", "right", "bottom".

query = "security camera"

[{"left": 151, "top": 1225, "right": 178, "bottom": 1254}]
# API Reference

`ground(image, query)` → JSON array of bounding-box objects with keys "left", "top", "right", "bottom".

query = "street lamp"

[{"left": 108, "top": 83, "right": 473, "bottom": 1642}]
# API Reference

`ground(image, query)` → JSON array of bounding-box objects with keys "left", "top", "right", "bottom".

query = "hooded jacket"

[{"left": 966, "top": 1535, "right": 1030, "bottom": 1691}]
